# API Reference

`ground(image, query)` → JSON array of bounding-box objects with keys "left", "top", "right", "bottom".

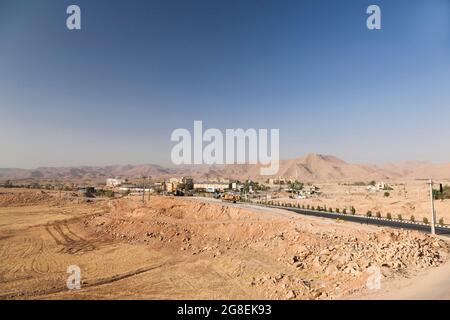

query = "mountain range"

[{"left": 1, "top": 153, "right": 449, "bottom": 181}]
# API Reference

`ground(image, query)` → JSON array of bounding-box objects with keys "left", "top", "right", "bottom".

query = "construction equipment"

[{"left": 221, "top": 193, "right": 240, "bottom": 203}]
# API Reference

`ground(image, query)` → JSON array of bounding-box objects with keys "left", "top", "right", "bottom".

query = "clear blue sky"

[{"left": 1, "top": 0, "right": 449, "bottom": 168}]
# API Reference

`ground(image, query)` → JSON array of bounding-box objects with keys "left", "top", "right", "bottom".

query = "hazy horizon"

[
  {"left": 1, "top": 0, "right": 450, "bottom": 168},
  {"left": 1, "top": 152, "right": 449, "bottom": 171}
]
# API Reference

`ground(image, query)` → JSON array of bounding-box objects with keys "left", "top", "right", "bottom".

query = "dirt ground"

[
  {"left": 0, "top": 188, "right": 448, "bottom": 300},
  {"left": 274, "top": 180, "right": 450, "bottom": 224}
]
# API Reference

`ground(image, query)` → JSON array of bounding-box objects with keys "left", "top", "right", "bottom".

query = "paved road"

[{"left": 253, "top": 204, "right": 450, "bottom": 238}]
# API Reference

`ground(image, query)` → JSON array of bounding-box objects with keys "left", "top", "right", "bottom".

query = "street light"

[{"left": 428, "top": 179, "right": 437, "bottom": 235}]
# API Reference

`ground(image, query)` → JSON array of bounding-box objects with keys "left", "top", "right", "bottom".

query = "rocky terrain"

[
  {"left": 0, "top": 190, "right": 448, "bottom": 300},
  {"left": 81, "top": 196, "right": 448, "bottom": 299}
]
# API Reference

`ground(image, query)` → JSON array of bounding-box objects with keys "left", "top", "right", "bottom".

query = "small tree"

[
  {"left": 105, "top": 190, "right": 115, "bottom": 198},
  {"left": 4, "top": 180, "right": 13, "bottom": 188},
  {"left": 307, "top": 204, "right": 310, "bottom": 210},
  {"left": 351, "top": 206, "right": 356, "bottom": 215},
  {"left": 423, "top": 217, "right": 429, "bottom": 224},
  {"left": 376, "top": 211, "right": 381, "bottom": 218},
  {"left": 397, "top": 214, "right": 403, "bottom": 221},
  {"left": 329, "top": 207, "right": 333, "bottom": 213},
  {"left": 343, "top": 208, "right": 347, "bottom": 214},
  {"left": 384, "top": 191, "right": 390, "bottom": 197},
  {"left": 386, "top": 212, "right": 392, "bottom": 220},
  {"left": 410, "top": 215, "right": 415, "bottom": 222},
  {"left": 439, "top": 217, "right": 444, "bottom": 225},
  {"left": 336, "top": 208, "right": 340, "bottom": 213},
  {"left": 366, "top": 210, "right": 372, "bottom": 217}
]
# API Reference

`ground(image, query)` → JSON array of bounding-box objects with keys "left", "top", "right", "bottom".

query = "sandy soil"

[
  {"left": 274, "top": 181, "right": 450, "bottom": 224},
  {"left": 0, "top": 189, "right": 448, "bottom": 300}
]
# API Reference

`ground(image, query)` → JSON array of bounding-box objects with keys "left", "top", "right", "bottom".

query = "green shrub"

[
  {"left": 434, "top": 185, "right": 450, "bottom": 200},
  {"left": 105, "top": 190, "right": 115, "bottom": 198}
]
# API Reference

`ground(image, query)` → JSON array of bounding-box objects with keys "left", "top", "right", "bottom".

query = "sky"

[{"left": 0, "top": 0, "right": 450, "bottom": 168}]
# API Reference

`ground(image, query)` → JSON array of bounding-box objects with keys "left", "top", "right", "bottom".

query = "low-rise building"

[
  {"left": 165, "top": 182, "right": 178, "bottom": 193},
  {"left": 193, "top": 182, "right": 230, "bottom": 193},
  {"left": 167, "top": 177, "right": 194, "bottom": 191},
  {"left": 106, "top": 178, "right": 126, "bottom": 187},
  {"left": 376, "top": 182, "right": 389, "bottom": 191}
]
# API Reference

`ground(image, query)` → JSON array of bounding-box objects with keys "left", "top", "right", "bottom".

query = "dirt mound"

[
  {"left": 287, "top": 229, "right": 448, "bottom": 276},
  {"left": 0, "top": 191, "right": 55, "bottom": 207},
  {"left": 81, "top": 196, "right": 450, "bottom": 299},
  {"left": 106, "top": 196, "right": 268, "bottom": 221},
  {"left": 86, "top": 196, "right": 280, "bottom": 251}
]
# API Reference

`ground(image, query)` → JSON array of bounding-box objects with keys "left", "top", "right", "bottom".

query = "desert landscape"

[
  {"left": 2, "top": 0, "right": 450, "bottom": 306},
  {"left": 1, "top": 186, "right": 449, "bottom": 300},
  {"left": 276, "top": 180, "right": 450, "bottom": 224}
]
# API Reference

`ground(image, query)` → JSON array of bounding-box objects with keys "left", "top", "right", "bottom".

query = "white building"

[
  {"left": 193, "top": 182, "right": 230, "bottom": 192},
  {"left": 376, "top": 182, "right": 389, "bottom": 191},
  {"left": 106, "top": 178, "right": 126, "bottom": 187}
]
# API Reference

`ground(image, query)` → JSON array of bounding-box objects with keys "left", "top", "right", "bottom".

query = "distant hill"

[{"left": 1, "top": 153, "right": 449, "bottom": 181}]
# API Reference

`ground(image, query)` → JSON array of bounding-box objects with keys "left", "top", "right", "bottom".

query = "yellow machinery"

[{"left": 221, "top": 193, "right": 240, "bottom": 203}]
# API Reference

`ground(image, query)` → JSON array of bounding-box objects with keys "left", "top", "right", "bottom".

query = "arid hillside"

[{"left": 1, "top": 153, "right": 450, "bottom": 181}]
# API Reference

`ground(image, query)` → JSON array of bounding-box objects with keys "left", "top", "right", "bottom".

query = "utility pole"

[
  {"left": 147, "top": 176, "right": 152, "bottom": 203},
  {"left": 142, "top": 176, "right": 146, "bottom": 205},
  {"left": 429, "top": 179, "right": 436, "bottom": 235}
]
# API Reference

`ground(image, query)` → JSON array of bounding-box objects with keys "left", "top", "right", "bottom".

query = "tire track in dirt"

[
  {"left": 45, "top": 221, "right": 96, "bottom": 254},
  {"left": 0, "top": 261, "right": 168, "bottom": 299}
]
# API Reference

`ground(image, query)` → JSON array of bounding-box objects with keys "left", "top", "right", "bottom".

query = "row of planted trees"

[
  {"left": 365, "top": 210, "right": 444, "bottom": 225},
  {"left": 257, "top": 200, "right": 445, "bottom": 226},
  {"left": 260, "top": 200, "right": 357, "bottom": 215},
  {"left": 0, "top": 180, "right": 76, "bottom": 191}
]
